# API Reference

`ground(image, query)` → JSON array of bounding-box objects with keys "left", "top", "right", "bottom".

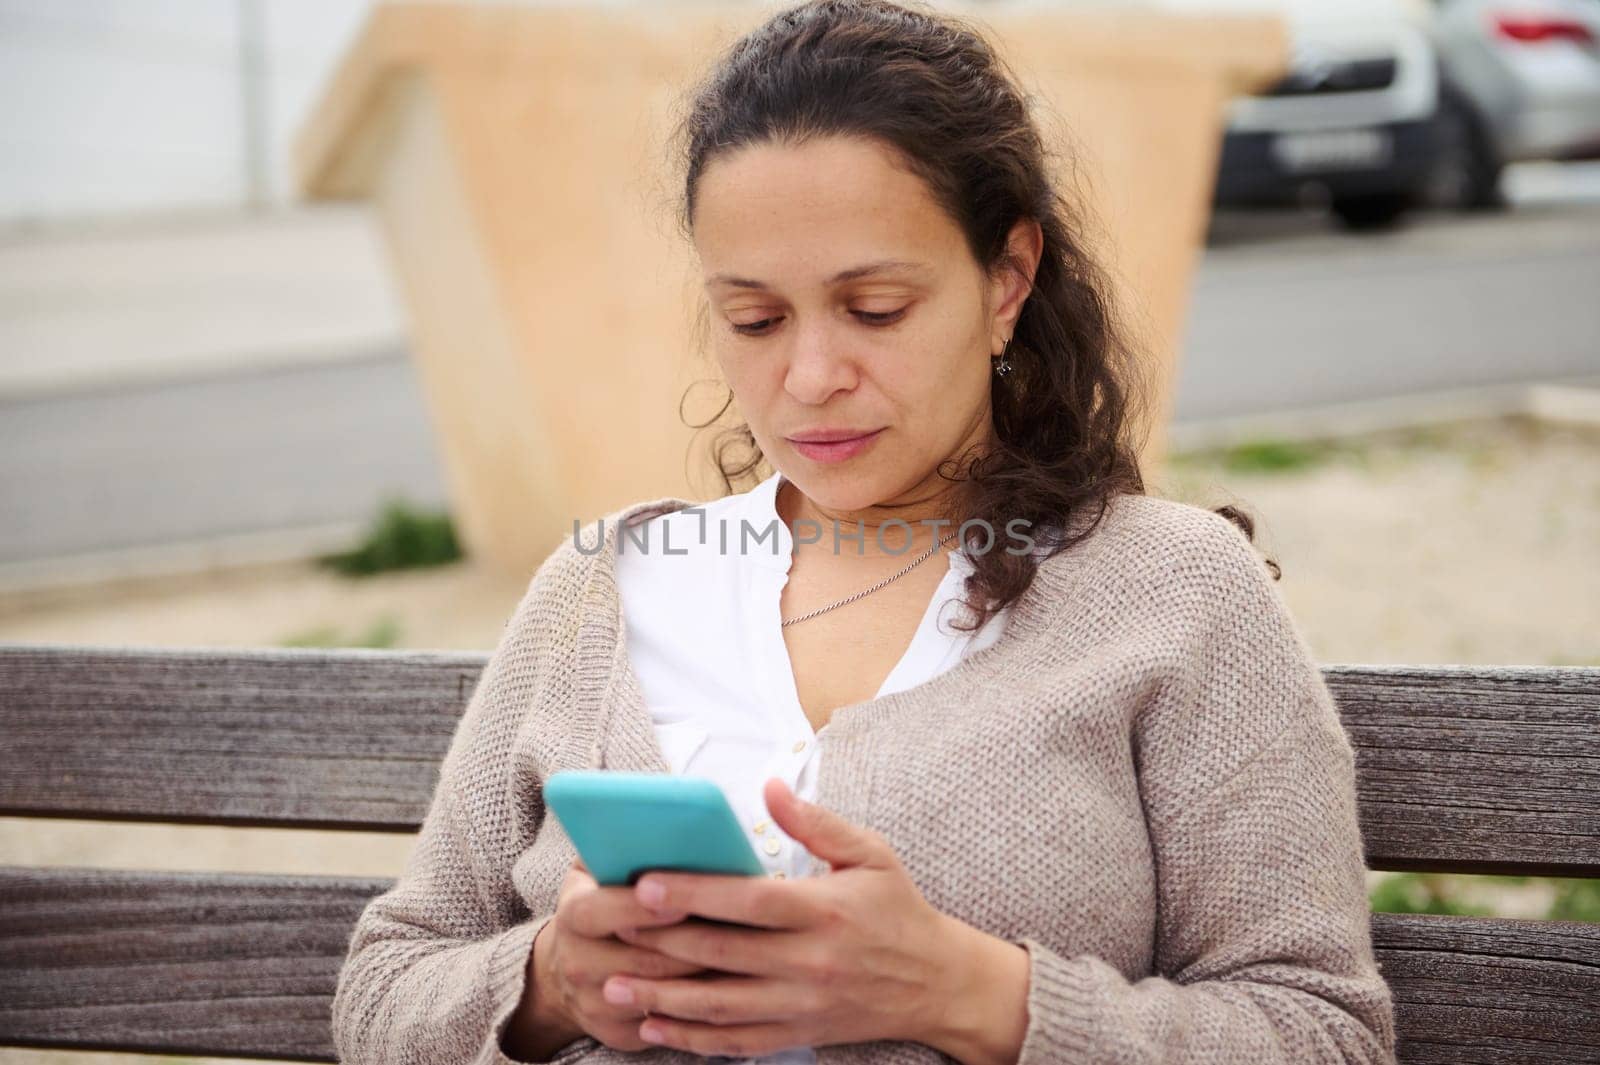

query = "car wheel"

[
  {"left": 1426, "top": 93, "right": 1506, "bottom": 211},
  {"left": 1330, "top": 191, "right": 1413, "bottom": 231}
]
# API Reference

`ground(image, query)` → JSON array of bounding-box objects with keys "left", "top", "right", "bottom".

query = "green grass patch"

[
  {"left": 1369, "top": 873, "right": 1496, "bottom": 917},
  {"left": 1370, "top": 872, "right": 1600, "bottom": 922},
  {"left": 1220, "top": 440, "right": 1332, "bottom": 473},
  {"left": 1168, "top": 422, "right": 1513, "bottom": 477},
  {"left": 1170, "top": 437, "right": 1367, "bottom": 475},
  {"left": 1549, "top": 877, "right": 1600, "bottom": 923},
  {"left": 317, "top": 497, "right": 462, "bottom": 576}
]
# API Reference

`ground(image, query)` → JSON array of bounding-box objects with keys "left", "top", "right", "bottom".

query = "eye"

[
  {"left": 730, "top": 316, "right": 781, "bottom": 336},
  {"left": 728, "top": 306, "right": 907, "bottom": 337}
]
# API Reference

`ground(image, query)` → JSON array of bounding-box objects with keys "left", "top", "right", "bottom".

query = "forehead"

[{"left": 692, "top": 135, "right": 965, "bottom": 287}]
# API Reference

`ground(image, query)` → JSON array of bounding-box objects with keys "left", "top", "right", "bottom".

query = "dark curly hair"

[{"left": 670, "top": 0, "right": 1278, "bottom": 632}]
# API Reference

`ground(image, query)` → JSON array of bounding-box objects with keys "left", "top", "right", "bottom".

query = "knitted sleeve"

[
  {"left": 1010, "top": 509, "right": 1398, "bottom": 1064},
  {"left": 329, "top": 556, "right": 592, "bottom": 1065}
]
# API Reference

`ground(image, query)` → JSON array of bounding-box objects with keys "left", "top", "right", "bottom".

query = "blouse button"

[
  {"left": 753, "top": 820, "right": 768, "bottom": 834},
  {"left": 762, "top": 838, "right": 781, "bottom": 856},
  {"left": 769, "top": 870, "right": 786, "bottom": 879},
  {"left": 792, "top": 740, "right": 806, "bottom": 753}
]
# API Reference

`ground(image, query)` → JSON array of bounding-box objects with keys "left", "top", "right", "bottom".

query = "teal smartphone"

[{"left": 543, "top": 770, "right": 767, "bottom": 887}]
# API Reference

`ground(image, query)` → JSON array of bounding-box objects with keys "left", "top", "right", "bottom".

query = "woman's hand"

[
  {"left": 531, "top": 857, "right": 711, "bottom": 1053},
  {"left": 603, "top": 778, "right": 989, "bottom": 1058}
]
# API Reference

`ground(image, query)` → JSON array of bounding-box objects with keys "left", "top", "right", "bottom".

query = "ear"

[{"left": 988, "top": 217, "right": 1043, "bottom": 352}]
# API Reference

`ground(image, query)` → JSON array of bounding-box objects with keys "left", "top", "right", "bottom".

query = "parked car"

[
  {"left": 1207, "top": 0, "right": 1443, "bottom": 229},
  {"left": 1426, "top": 0, "right": 1600, "bottom": 209}
]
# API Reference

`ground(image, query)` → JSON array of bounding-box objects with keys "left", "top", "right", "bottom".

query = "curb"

[
  {"left": 0, "top": 520, "right": 370, "bottom": 607},
  {"left": 1167, "top": 376, "right": 1600, "bottom": 454},
  {"left": 0, "top": 340, "right": 405, "bottom": 404}
]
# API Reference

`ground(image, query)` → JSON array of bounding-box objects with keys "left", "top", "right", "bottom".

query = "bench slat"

[
  {"left": 0, "top": 644, "right": 478, "bottom": 831},
  {"left": 1372, "top": 912, "right": 1600, "bottom": 1064},
  {"left": 0, "top": 867, "right": 1595, "bottom": 1063},
  {"left": 0, "top": 866, "right": 380, "bottom": 1061},
  {"left": 1, "top": 647, "right": 1597, "bottom": 875},
  {"left": 1329, "top": 664, "right": 1600, "bottom": 878}
]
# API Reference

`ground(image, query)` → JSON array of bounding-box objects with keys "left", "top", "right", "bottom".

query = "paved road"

[
  {"left": 3, "top": 191, "right": 1598, "bottom": 571},
  {"left": 0, "top": 351, "right": 447, "bottom": 569},
  {"left": 1177, "top": 198, "right": 1600, "bottom": 420}
]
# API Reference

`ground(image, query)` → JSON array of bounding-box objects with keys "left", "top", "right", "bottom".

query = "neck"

[{"left": 775, "top": 469, "right": 978, "bottom": 560}]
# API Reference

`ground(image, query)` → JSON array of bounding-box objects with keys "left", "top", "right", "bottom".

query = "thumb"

[{"left": 762, "top": 777, "right": 885, "bottom": 871}]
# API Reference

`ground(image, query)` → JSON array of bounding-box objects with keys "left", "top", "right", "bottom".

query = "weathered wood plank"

[
  {"left": 1372, "top": 911, "right": 1600, "bottom": 1065},
  {"left": 1, "top": 869, "right": 1594, "bottom": 1063},
  {"left": 0, "top": 643, "right": 482, "bottom": 831},
  {"left": 1, "top": 648, "right": 1597, "bottom": 874},
  {"left": 0, "top": 865, "right": 385, "bottom": 1061},
  {"left": 1328, "top": 665, "right": 1600, "bottom": 878}
]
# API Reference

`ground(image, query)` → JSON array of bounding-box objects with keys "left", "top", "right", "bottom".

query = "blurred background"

[{"left": 0, "top": 1, "right": 1596, "bottom": 1061}]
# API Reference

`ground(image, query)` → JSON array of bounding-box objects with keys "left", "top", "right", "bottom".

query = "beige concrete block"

[{"left": 295, "top": 2, "right": 1286, "bottom": 578}]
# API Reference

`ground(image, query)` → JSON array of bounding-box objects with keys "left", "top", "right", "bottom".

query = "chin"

[{"left": 779, "top": 461, "right": 900, "bottom": 513}]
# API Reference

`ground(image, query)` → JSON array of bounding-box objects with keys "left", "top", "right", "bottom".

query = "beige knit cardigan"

[{"left": 331, "top": 489, "right": 1398, "bottom": 1065}]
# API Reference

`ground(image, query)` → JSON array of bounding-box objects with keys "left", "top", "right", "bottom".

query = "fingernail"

[
  {"left": 638, "top": 879, "right": 666, "bottom": 906},
  {"left": 604, "top": 979, "right": 634, "bottom": 1005},
  {"left": 640, "top": 1023, "right": 665, "bottom": 1043}
]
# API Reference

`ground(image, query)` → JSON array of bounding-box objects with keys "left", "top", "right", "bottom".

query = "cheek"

[
  {"left": 718, "top": 348, "right": 776, "bottom": 402},
  {"left": 877, "top": 326, "right": 983, "bottom": 410},
  {"left": 904, "top": 302, "right": 981, "bottom": 368},
  {"left": 717, "top": 349, "right": 785, "bottom": 440}
]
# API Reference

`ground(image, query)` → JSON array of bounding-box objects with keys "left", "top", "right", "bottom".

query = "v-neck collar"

[
  {"left": 741, "top": 468, "right": 980, "bottom": 715},
  {"left": 570, "top": 488, "right": 1113, "bottom": 797},
  {"left": 742, "top": 466, "right": 979, "bottom": 710}
]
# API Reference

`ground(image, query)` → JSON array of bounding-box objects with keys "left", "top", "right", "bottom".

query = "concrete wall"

[
  {"left": 0, "top": 0, "right": 371, "bottom": 223},
  {"left": 294, "top": 3, "right": 1285, "bottom": 575}
]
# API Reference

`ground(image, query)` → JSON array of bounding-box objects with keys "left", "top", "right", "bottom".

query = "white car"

[
  {"left": 1199, "top": 0, "right": 1446, "bottom": 228},
  {"left": 1428, "top": 0, "right": 1600, "bottom": 207}
]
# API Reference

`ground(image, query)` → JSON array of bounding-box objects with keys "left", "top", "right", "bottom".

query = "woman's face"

[{"left": 691, "top": 134, "right": 1037, "bottom": 520}]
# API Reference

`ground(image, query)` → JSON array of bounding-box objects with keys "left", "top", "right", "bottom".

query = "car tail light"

[{"left": 1490, "top": 14, "right": 1596, "bottom": 45}]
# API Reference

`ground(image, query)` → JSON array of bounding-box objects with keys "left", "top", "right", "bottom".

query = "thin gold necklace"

[{"left": 779, "top": 529, "right": 960, "bottom": 628}]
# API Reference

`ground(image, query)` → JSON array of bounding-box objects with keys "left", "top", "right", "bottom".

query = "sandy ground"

[
  {"left": 1155, "top": 416, "right": 1600, "bottom": 667},
  {"left": 7, "top": 415, "right": 1596, "bottom": 665},
  {"left": 2, "top": 414, "right": 1597, "bottom": 1065}
]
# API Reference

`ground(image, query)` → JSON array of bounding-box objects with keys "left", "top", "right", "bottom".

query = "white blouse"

[{"left": 613, "top": 470, "right": 1012, "bottom": 1065}]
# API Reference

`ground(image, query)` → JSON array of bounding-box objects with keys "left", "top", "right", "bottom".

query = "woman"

[{"left": 330, "top": 2, "right": 1397, "bottom": 1063}]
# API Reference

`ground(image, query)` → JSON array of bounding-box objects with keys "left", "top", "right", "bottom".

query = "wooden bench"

[{"left": 1, "top": 644, "right": 1596, "bottom": 1063}]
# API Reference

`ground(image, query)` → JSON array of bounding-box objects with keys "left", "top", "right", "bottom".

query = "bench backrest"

[{"left": 1, "top": 645, "right": 1596, "bottom": 1063}]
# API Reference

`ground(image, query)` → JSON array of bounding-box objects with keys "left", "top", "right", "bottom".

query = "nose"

[{"left": 783, "top": 321, "right": 858, "bottom": 406}]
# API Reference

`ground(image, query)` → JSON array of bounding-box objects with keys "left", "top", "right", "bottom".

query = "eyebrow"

[{"left": 705, "top": 259, "right": 931, "bottom": 290}]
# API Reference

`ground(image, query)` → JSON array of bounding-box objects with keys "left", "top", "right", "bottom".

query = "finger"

[
  {"left": 762, "top": 778, "right": 884, "bottom": 871},
  {"left": 593, "top": 935, "right": 706, "bottom": 981},
  {"left": 552, "top": 935, "right": 706, "bottom": 1026},
  {"left": 631, "top": 871, "right": 812, "bottom": 930},
  {"left": 636, "top": 1013, "right": 805, "bottom": 1058},
  {"left": 567, "top": 883, "right": 694, "bottom": 940},
  {"left": 613, "top": 973, "right": 800, "bottom": 1029},
  {"left": 617, "top": 921, "right": 802, "bottom": 978},
  {"left": 560, "top": 862, "right": 596, "bottom": 902}
]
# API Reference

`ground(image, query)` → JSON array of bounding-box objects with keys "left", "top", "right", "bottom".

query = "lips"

[
  {"left": 786, "top": 428, "right": 884, "bottom": 464},
  {"left": 784, "top": 425, "right": 883, "bottom": 441}
]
